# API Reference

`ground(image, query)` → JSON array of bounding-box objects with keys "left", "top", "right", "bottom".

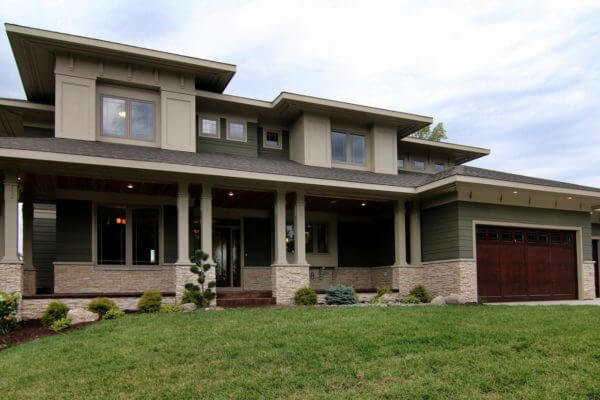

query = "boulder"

[
  {"left": 431, "top": 296, "right": 446, "bottom": 306},
  {"left": 444, "top": 294, "right": 467, "bottom": 305},
  {"left": 67, "top": 308, "right": 99, "bottom": 325},
  {"left": 181, "top": 303, "right": 197, "bottom": 312}
]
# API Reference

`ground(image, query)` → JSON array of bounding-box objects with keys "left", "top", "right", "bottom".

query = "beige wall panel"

[
  {"left": 304, "top": 114, "right": 331, "bottom": 167},
  {"left": 370, "top": 124, "right": 397, "bottom": 175},
  {"left": 289, "top": 114, "right": 305, "bottom": 164},
  {"left": 55, "top": 74, "right": 96, "bottom": 140},
  {"left": 161, "top": 91, "right": 196, "bottom": 152}
]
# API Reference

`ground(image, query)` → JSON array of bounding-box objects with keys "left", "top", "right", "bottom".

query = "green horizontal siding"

[
  {"left": 257, "top": 127, "right": 290, "bottom": 160},
  {"left": 592, "top": 223, "right": 600, "bottom": 237},
  {"left": 422, "top": 201, "right": 593, "bottom": 261},
  {"left": 196, "top": 119, "right": 258, "bottom": 157}
]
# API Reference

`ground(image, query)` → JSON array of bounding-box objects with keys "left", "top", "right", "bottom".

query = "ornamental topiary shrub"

[
  {"left": 50, "top": 317, "right": 72, "bottom": 332},
  {"left": 184, "top": 249, "right": 216, "bottom": 307},
  {"left": 104, "top": 307, "right": 125, "bottom": 319},
  {"left": 325, "top": 285, "right": 357, "bottom": 305},
  {"left": 401, "top": 295, "right": 421, "bottom": 304},
  {"left": 294, "top": 287, "right": 317, "bottom": 305},
  {"left": 409, "top": 285, "right": 432, "bottom": 303},
  {"left": 138, "top": 291, "right": 162, "bottom": 313},
  {"left": 88, "top": 297, "right": 118, "bottom": 318},
  {"left": 0, "top": 291, "right": 20, "bottom": 334},
  {"left": 41, "top": 301, "right": 69, "bottom": 327},
  {"left": 181, "top": 289, "right": 202, "bottom": 306}
]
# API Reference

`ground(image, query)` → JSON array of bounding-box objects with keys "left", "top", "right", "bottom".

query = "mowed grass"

[{"left": 2, "top": 306, "right": 600, "bottom": 399}]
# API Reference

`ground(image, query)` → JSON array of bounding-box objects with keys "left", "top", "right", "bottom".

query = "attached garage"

[{"left": 476, "top": 225, "right": 578, "bottom": 302}]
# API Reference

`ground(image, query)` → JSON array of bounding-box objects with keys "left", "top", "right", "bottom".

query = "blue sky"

[{"left": 0, "top": 0, "right": 599, "bottom": 185}]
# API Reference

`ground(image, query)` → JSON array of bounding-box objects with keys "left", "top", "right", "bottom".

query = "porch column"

[
  {"left": 175, "top": 180, "right": 193, "bottom": 303},
  {"left": 272, "top": 189, "right": 287, "bottom": 265},
  {"left": 394, "top": 200, "right": 407, "bottom": 266},
  {"left": 201, "top": 183, "right": 216, "bottom": 305},
  {"left": 409, "top": 200, "right": 421, "bottom": 266},
  {"left": 22, "top": 199, "right": 36, "bottom": 295},
  {"left": 294, "top": 190, "right": 308, "bottom": 266},
  {"left": 0, "top": 171, "right": 23, "bottom": 296},
  {"left": 271, "top": 190, "right": 309, "bottom": 305}
]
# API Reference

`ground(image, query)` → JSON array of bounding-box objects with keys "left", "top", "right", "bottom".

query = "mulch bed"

[{"left": 0, "top": 319, "right": 97, "bottom": 351}]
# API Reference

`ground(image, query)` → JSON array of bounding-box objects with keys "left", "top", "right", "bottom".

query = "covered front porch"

[{"left": 0, "top": 162, "right": 428, "bottom": 316}]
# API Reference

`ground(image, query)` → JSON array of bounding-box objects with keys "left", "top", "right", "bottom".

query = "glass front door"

[{"left": 213, "top": 222, "right": 241, "bottom": 288}]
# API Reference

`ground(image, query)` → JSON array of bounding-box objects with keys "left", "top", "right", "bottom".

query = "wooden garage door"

[{"left": 476, "top": 226, "right": 577, "bottom": 302}]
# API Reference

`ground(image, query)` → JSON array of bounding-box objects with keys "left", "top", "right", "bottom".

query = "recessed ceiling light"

[
  {"left": 361, "top": 202, "right": 367, "bottom": 207},
  {"left": 330, "top": 200, "right": 337, "bottom": 204},
  {"left": 513, "top": 191, "right": 518, "bottom": 194},
  {"left": 567, "top": 196, "right": 573, "bottom": 200},
  {"left": 228, "top": 191, "right": 234, "bottom": 197},
  {"left": 127, "top": 184, "right": 134, "bottom": 189}
]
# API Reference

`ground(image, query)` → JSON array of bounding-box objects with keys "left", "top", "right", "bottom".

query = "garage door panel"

[{"left": 476, "top": 226, "right": 577, "bottom": 302}]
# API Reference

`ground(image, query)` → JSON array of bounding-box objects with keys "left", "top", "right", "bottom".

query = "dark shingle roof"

[{"left": 0, "top": 137, "right": 598, "bottom": 193}]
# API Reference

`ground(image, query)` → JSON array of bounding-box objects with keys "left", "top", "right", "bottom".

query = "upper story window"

[
  {"left": 263, "top": 128, "right": 282, "bottom": 149},
  {"left": 199, "top": 117, "right": 219, "bottom": 137},
  {"left": 434, "top": 162, "right": 445, "bottom": 172},
  {"left": 414, "top": 160, "right": 425, "bottom": 170},
  {"left": 331, "top": 131, "right": 365, "bottom": 165},
  {"left": 227, "top": 121, "right": 246, "bottom": 141},
  {"left": 101, "top": 95, "right": 155, "bottom": 141}
]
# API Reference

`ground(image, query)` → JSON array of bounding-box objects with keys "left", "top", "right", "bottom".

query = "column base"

[
  {"left": 0, "top": 262, "right": 23, "bottom": 294},
  {"left": 271, "top": 264, "right": 309, "bottom": 305},
  {"left": 582, "top": 261, "right": 596, "bottom": 300}
]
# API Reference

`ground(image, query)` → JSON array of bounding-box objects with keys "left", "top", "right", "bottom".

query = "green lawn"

[{"left": 2, "top": 306, "right": 600, "bottom": 399}]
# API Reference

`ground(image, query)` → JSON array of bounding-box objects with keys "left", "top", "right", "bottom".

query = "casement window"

[
  {"left": 97, "top": 206, "right": 159, "bottom": 266},
  {"left": 227, "top": 121, "right": 247, "bottom": 141},
  {"left": 413, "top": 160, "right": 425, "bottom": 170},
  {"left": 331, "top": 131, "right": 366, "bottom": 165},
  {"left": 286, "top": 223, "right": 329, "bottom": 254},
  {"left": 199, "top": 116, "right": 219, "bottom": 138},
  {"left": 263, "top": 128, "right": 282, "bottom": 149},
  {"left": 101, "top": 95, "right": 155, "bottom": 141},
  {"left": 434, "top": 162, "right": 445, "bottom": 172}
]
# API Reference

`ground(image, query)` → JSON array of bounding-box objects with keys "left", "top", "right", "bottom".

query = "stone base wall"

[
  {"left": 54, "top": 263, "right": 175, "bottom": 294},
  {"left": 582, "top": 261, "right": 596, "bottom": 300},
  {"left": 0, "top": 263, "right": 23, "bottom": 294},
  {"left": 309, "top": 267, "right": 393, "bottom": 290},
  {"left": 21, "top": 296, "right": 176, "bottom": 320},
  {"left": 23, "top": 269, "right": 36, "bottom": 295},
  {"left": 271, "top": 265, "right": 309, "bottom": 305},
  {"left": 394, "top": 260, "right": 477, "bottom": 302},
  {"left": 242, "top": 267, "right": 272, "bottom": 290}
]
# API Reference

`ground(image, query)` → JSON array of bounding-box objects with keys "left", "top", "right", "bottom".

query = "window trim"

[
  {"left": 100, "top": 94, "right": 156, "bottom": 143},
  {"left": 330, "top": 130, "right": 367, "bottom": 166},
  {"left": 226, "top": 120, "right": 247, "bottom": 142},
  {"left": 198, "top": 115, "right": 220, "bottom": 138},
  {"left": 262, "top": 127, "right": 283, "bottom": 150},
  {"left": 92, "top": 203, "right": 163, "bottom": 268}
]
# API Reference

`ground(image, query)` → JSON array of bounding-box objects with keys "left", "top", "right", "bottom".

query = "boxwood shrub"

[
  {"left": 409, "top": 285, "right": 432, "bottom": 303},
  {"left": 294, "top": 287, "right": 317, "bottom": 305},
  {"left": 88, "top": 297, "right": 118, "bottom": 318},
  {"left": 41, "top": 301, "right": 69, "bottom": 327},
  {"left": 138, "top": 291, "right": 162, "bottom": 313}
]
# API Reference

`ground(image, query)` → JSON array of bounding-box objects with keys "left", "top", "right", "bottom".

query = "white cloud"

[{"left": 0, "top": 0, "right": 599, "bottom": 186}]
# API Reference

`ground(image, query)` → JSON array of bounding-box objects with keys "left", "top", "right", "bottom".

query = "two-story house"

[{"left": 1, "top": 24, "right": 600, "bottom": 317}]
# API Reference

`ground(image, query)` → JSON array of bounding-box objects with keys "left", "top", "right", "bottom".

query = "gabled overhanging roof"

[{"left": 5, "top": 23, "right": 237, "bottom": 103}]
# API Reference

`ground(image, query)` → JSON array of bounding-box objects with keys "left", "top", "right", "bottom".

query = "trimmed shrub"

[
  {"left": 0, "top": 291, "right": 20, "bottom": 334},
  {"left": 181, "top": 289, "right": 202, "bottom": 306},
  {"left": 88, "top": 297, "right": 118, "bottom": 318},
  {"left": 409, "top": 285, "right": 432, "bottom": 303},
  {"left": 104, "top": 308, "right": 125, "bottom": 319},
  {"left": 184, "top": 250, "right": 217, "bottom": 307},
  {"left": 376, "top": 287, "right": 393, "bottom": 297},
  {"left": 401, "top": 295, "right": 421, "bottom": 304},
  {"left": 138, "top": 291, "right": 162, "bottom": 313},
  {"left": 160, "top": 304, "right": 182, "bottom": 313},
  {"left": 50, "top": 317, "right": 72, "bottom": 332},
  {"left": 325, "top": 285, "right": 357, "bottom": 305},
  {"left": 41, "top": 302, "right": 69, "bottom": 327},
  {"left": 294, "top": 287, "right": 317, "bottom": 306}
]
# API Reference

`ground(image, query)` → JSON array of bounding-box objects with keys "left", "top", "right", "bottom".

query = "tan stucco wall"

[
  {"left": 290, "top": 113, "right": 331, "bottom": 167},
  {"left": 369, "top": 124, "right": 397, "bottom": 175}
]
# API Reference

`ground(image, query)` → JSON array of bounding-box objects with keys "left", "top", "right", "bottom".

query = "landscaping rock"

[
  {"left": 444, "top": 294, "right": 467, "bottom": 305},
  {"left": 67, "top": 308, "right": 99, "bottom": 325},
  {"left": 382, "top": 294, "right": 397, "bottom": 304},
  {"left": 181, "top": 303, "right": 197, "bottom": 312},
  {"left": 431, "top": 296, "right": 446, "bottom": 306}
]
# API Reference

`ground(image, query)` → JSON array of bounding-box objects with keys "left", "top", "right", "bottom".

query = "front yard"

[{"left": 2, "top": 305, "right": 600, "bottom": 399}]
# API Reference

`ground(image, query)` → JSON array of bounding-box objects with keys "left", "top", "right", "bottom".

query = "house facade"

[{"left": 1, "top": 24, "right": 599, "bottom": 318}]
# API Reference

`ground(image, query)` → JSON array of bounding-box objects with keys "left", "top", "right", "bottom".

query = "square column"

[
  {"left": 293, "top": 191, "right": 308, "bottom": 266},
  {"left": 394, "top": 200, "right": 407, "bottom": 266},
  {"left": 200, "top": 183, "right": 216, "bottom": 304},
  {"left": 0, "top": 172, "right": 23, "bottom": 296},
  {"left": 174, "top": 180, "right": 193, "bottom": 303},
  {"left": 409, "top": 200, "right": 421, "bottom": 266},
  {"left": 272, "top": 189, "right": 287, "bottom": 265},
  {"left": 22, "top": 200, "right": 36, "bottom": 295}
]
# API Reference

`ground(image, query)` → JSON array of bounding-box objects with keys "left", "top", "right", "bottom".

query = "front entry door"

[{"left": 213, "top": 224, "right": 241, "bottom": 288}]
